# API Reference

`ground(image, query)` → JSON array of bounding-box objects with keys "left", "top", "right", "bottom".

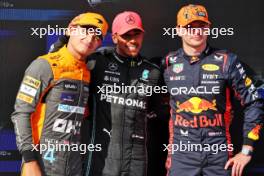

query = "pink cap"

[{"left": 112, "top": 11, "right": 144, "bottom": 35}]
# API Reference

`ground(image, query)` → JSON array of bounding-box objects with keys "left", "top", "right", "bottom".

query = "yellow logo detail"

[
  {"left": 176, "top": 97, "right": 217, "bottom": 114},
  {"left": 248, "top": 125, "right": 262, "bottom": 141},
  {"left": 23, "top": 76, "right": 41, "bottom": 89},
  {"left": 245, "top": 77, "right": 252, "bottom": 87},
  {"left": 202, "top": 64, "right": 219, "bottom": 71},
  {"left": 17, "top": 93, "right": 34, "bottom": 104}
]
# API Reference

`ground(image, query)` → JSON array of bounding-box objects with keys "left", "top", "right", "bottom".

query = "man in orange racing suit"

[{"left": 11, "top": 12, "right": 108, "bottom": 176}]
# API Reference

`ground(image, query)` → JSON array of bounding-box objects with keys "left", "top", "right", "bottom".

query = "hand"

[
  {"left": 224, "top": 152, "right": 251, "bottom": 176},
  {"left": 22, "top": 161, "right": 42, "bottom": 176}
]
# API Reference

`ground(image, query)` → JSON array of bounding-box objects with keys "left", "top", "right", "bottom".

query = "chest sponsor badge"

[
  {"left": 60, "top": 93, "right": 76, "bottom": 102},
  {"left": 172, "top": 63, "right": 184, "bottom": 73},
  {"left": 63, "top": 82, "right": 78, "bottom": 91},
  {"left": 142, "top": 69, "right": 150, "bottom": 80},
  {"left": 83, "top": 85, "right": 89, "bottom": 92},
  {"left": 202, "top": 64, "right": 219, "bottom": 71}
]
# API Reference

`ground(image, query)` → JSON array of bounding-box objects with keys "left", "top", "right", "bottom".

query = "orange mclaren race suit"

[
  {"left": 11, "top": 45, "right": 90, "bottom": 176},
  {"left": 163, "top": 45, "right": 264, "bottom": 176}
]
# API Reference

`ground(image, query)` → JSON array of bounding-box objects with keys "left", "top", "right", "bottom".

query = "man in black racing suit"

[
  {"left": 50, "top": 11, "right": 162, "bottom": 176},
  {"left": 163, "top": 4, "right": 264, "bottom": 176}
]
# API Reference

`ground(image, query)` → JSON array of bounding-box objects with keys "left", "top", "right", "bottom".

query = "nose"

[{"left": 193, "top": 28, "right": 201, "bottom": 35}]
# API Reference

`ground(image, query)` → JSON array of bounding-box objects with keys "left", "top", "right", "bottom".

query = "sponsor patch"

[
  {"left": 202, "top": 64, "right": 219, "bottom": 71},
  {"left": 180, "top": 129, "right": 188, "bottom": 136},
  {"left": 60, "top": 93, "right": 76, "bottom": 102},
  {"left": 23, "top": 76, "right": 41, "bottom": 89},
  {"left": 175, "top": 114, "right": 223, "bottom": 128},
  {"left": 52, "top": 118, "right": 81, "bottom": 134},
  {"left": 172, "top": 63, "right": 184, "bottom": 73},
  {"left": 108, "top": 62, "right": 118, "bottom": 71},
  {"left": 104, "top": 75, "right": 120, "bottom": 83},
  {"left": 245, "top": 77, "right": 252, "bottom": 87},
  {"left": 202, "top": 74, "right": 219, "bottom": 80},
  {"left": 169, "top": 56, "right": 177, "bottom": 64},
  {"left": 19, "top": 84, "right": 37, "bottom": 97},
  {"left": 208, "top": 131, "right": 223, "bottom": 137},
  {"left": 142, "top": 70, "right": 150, "bottom": 80},
  {"left": 248, "top": 125, "right": 262, "bottom": 141},
  {"left": 214, "top": 55, "right": 223, "bottom": 61},
  {"left": 17, "top": 92, "right": 34, "bottom": 104},
  {"left": 63, "top": 82, "right": 78, "bottom": 91},
  {"left": 83, "top": 85, "right": 89, "bottom": 92},
  {"left": 170, "top": 76, "right": 186, "bottom": 81},
  {"left": 176, "top": 97, "right": 217, "bottom": 114},
  {"left": 57, "top": 104, "right": 85, "bottom": 114}
]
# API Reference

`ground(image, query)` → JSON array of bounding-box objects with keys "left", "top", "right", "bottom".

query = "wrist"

[
  {"left": 22, "top": 150, "right": 38, "bottom": 163},
  {"left": 241, "top": 146, "right": 253, "bottom": 156}
]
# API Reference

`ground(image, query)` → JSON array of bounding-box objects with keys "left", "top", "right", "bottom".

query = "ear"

[{"left": 112, "top": 34, "right": 118, "bottom": 44}]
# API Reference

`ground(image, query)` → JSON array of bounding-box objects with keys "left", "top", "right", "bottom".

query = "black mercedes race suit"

[
  {"left": 162, "top": 45, "right": 264, "bottom": 176},
  {"left": 11, "top": 46, "right": 90, "bottom": 176},
  {"left": 83, "top": 48, "right": 161, "bottom": 176}
]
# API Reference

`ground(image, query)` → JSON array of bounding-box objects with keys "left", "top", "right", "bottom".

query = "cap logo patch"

[
  {"left": 125, "top": 15, "right": 135, "bottom": 24},
  {"left": 197, "top": 11, "right": 206, "bottom": 17},
  {"left": 96, "top": 18, "right": 103, "bottom": 24}
]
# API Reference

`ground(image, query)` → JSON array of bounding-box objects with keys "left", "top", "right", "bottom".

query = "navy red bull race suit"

[{"left": 163, "top": 45, "right": 264, "bottom": 176}]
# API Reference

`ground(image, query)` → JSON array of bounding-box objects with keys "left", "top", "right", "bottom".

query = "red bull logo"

[
  {"left": 175, "top": 114, "right": 223, "bottom": 128},
  {"left": 248, "top": 124, "right": 262, "bottom": 141},
  {"left": 176, "top": 97, "right": 217, "bottom": 114}
]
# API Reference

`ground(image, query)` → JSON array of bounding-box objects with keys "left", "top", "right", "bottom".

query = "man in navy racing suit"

[{"left": 163, "top": 4, "right": 264, "bottom": 176}]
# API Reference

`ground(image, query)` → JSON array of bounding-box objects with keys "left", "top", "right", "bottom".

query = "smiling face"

[
  {"left": 112, "top": 29, "right": 144, "bottom": 58},
  {"left": 67, "top": 25, "right": 102, "bottom": 60},
  {"left": 179, "top": 21, "right": 210, "bottom": 48}
]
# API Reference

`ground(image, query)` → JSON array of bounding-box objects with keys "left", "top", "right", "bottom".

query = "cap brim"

[
  {"left": 179, "top": 19, "right": 211, "bottom": 27},
  {"left": 115, "top": 26, "right": 145, "bottom": 35}
]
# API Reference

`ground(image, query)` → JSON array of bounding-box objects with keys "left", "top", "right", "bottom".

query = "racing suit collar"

[
  {"left": 113, "top": 50, "right": 143, "bottom": 67},
  {"left": 60, "top": 45, "right": 87, "bottom": 66},
  {"left": 181, "top": 44, "right": 211, "bottom": 64}
]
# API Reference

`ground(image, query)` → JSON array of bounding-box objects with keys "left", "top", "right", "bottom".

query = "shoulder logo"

[
  {"left": 214, "top": 55, "right": 223, "bottom": 61},
  {"left": 202, "top": 64, "right": 219, "bottom": 71},
  {"left": 169, "top": 56, "right": 177, "bottom": 64},
  {"left": 23, "top": 76, "right": 41, "bottom": 89}
]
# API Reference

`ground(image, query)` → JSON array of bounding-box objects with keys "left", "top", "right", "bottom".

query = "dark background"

[{"left": 0, "top": 0, "right": 263, "bottom": 175}]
